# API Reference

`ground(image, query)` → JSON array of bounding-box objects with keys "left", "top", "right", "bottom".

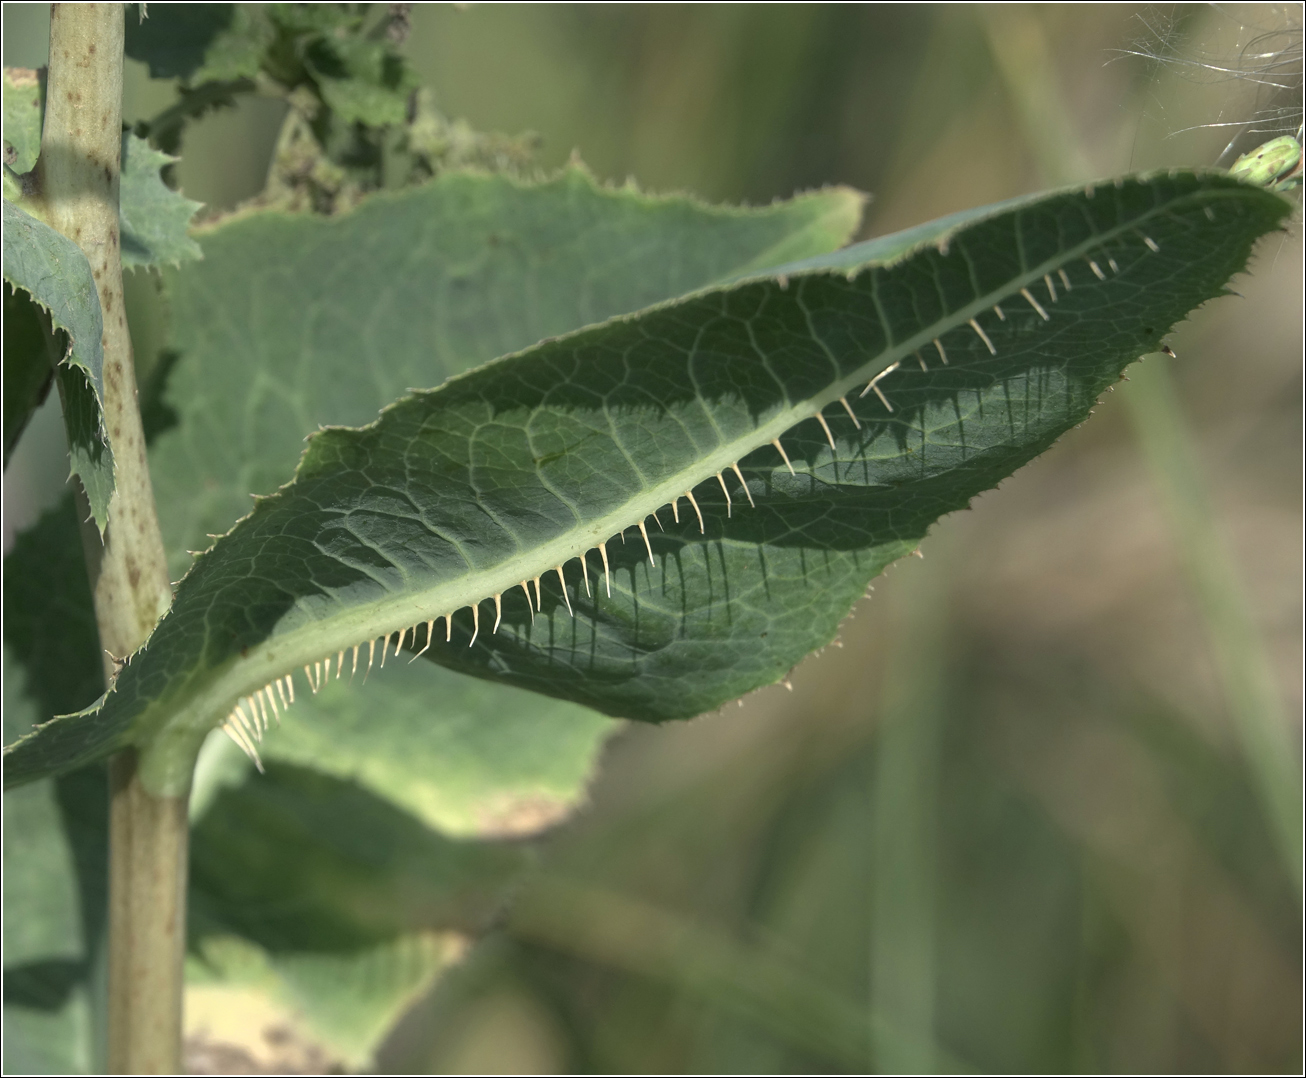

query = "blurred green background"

[{"left": 4, "top": 3, "right": 1301, "bottom": 1073}]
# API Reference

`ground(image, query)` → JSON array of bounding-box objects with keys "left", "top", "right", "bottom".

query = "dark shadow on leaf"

[
  {"left": 2, "top": 959, "right": 86, "bottom": 1011},
  {"left": 189, "top": 763, "right": 531, "bottom": 955}
]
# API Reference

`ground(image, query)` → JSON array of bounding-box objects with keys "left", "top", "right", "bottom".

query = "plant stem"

[
  {"left": 40, "top": 5, "right": 184, "bottom": 1071},
  {"left": 107, "top": 750, "right": 190, "bottom": 1073}
]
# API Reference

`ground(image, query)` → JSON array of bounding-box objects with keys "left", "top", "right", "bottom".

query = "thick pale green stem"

[
  {"left": 107, "top": 750, "right": 189, "bottom": 1073},
  {"left": 40, "top": 5, "right": 186, "bottom": 1072}
]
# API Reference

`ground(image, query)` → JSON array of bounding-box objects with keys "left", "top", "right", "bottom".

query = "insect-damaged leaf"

[{"left": 3, "top": 171, "right": 1289, "bottom": 788}]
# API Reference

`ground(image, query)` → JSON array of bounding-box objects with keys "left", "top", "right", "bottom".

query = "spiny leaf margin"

[
  {"left": 2, "top": 171, "right": 1288, "bottom": 792},
  {"left": 119, "top": 133, "right": 203, "bottom": 269},
  {"left": 2, "top": 198, "right": 114, "bottom": 532}
]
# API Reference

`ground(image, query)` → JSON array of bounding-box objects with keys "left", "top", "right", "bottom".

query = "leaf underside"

[
  {"left": 1, "top": 199, "right": 114, "bottom": 532},
  {"left": 2, "top": 171, "right": 1287, "bottom": 789}
]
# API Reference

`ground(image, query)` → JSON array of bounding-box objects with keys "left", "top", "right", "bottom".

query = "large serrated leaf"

[
  {"left": 2, "top": 199, "right": 115, "bottom": 532},
  {"left": 3, "top": 172, "right": 1288, "bottom": 790}
]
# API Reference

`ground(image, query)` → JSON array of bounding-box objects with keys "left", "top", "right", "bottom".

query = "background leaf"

[
  {"left": 0, "top": 743, "right": 106, "bottom": 1076},
  {"left": 257, "top": 657, "right": 614, "bottom": 839},
  {"left": 4, "top": 5, "right": 1297, "bottom": 1072},
  {"left": 186, "top": 762, "right": 534, "bottom": 1064},
  {"left": 124, "top": 3, "right": 263, "bottom": 84},
  {"left": 2, "top": 65, "right": 42, "bottom": 174},
  {"left": 147, "top": 168, "right": 863, "bottom": 579},
  {"left": 119, "top": 134, "right": 203, "bottom": 269},
  {"left": 3, "top": 284, "right": 56, "bottom": 465}
]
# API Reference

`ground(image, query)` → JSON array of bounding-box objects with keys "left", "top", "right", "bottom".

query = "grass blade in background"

[
  {"left": 869, "top": 555, "right": 947, "bottom": 1073},
  {"left": 1124, "top": 359, "right": 1301, "bottom": 892}
]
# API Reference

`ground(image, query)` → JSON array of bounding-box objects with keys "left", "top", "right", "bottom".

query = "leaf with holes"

[{"left": 2, "top": 171, "right": 1289, "bottom": 792}]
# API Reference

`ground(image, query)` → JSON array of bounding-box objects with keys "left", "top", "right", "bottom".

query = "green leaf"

[
  {"left": 119, "top": 134, "right": 203, "bottom": 269},
  {"left": 3, "top": 778, "right": 83, "bottom": 970},
  {"left": 148, "top": 167, "right": 864, "bottom": 580},
  {"left": 4, "top": 173, "right": 1287, "bottom": 792},
  {"left": 188, "top": 761, "right": 531, "bottom": 1060},
  {"left": 259, "top": 655, "right": 615, "bottom": 838},
  {"left": 1, "top": 709, "right": 107, "bottom": 1075},
  {"left": 2, "top": 497, "right": 104, "bottom": 733},
  {"left": 125, "top": 3, "right": 267, "bottom": 83},
  {"left": 190, "top": 762, "right": 530, "bottom": 948},
  {"left": 2, "top": 199, "right": 114, "bottom": 533},
  {"left": 6, "top": 130, "right": 205, "bottom": 463},
  {"left": 188, "top": 930, "right": 462, "bottom": 1068},
  {"left": 3, "top": 67, "right": 43, "bottom": 175},
  {"left": 0, "top": 497, "right": 575, "bottom": 1067},
  {"left": 303, "top": 31, "right": 418, "bottom": 128},
  {"left": 2, "top": 508, "right": 107, "bottom": 1074},
  {"left": 2, "top": 509, "right": 106, "bottom": 1070},
  {"left": 3, "top": 284, "right": 56, "bottom": 466}
]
